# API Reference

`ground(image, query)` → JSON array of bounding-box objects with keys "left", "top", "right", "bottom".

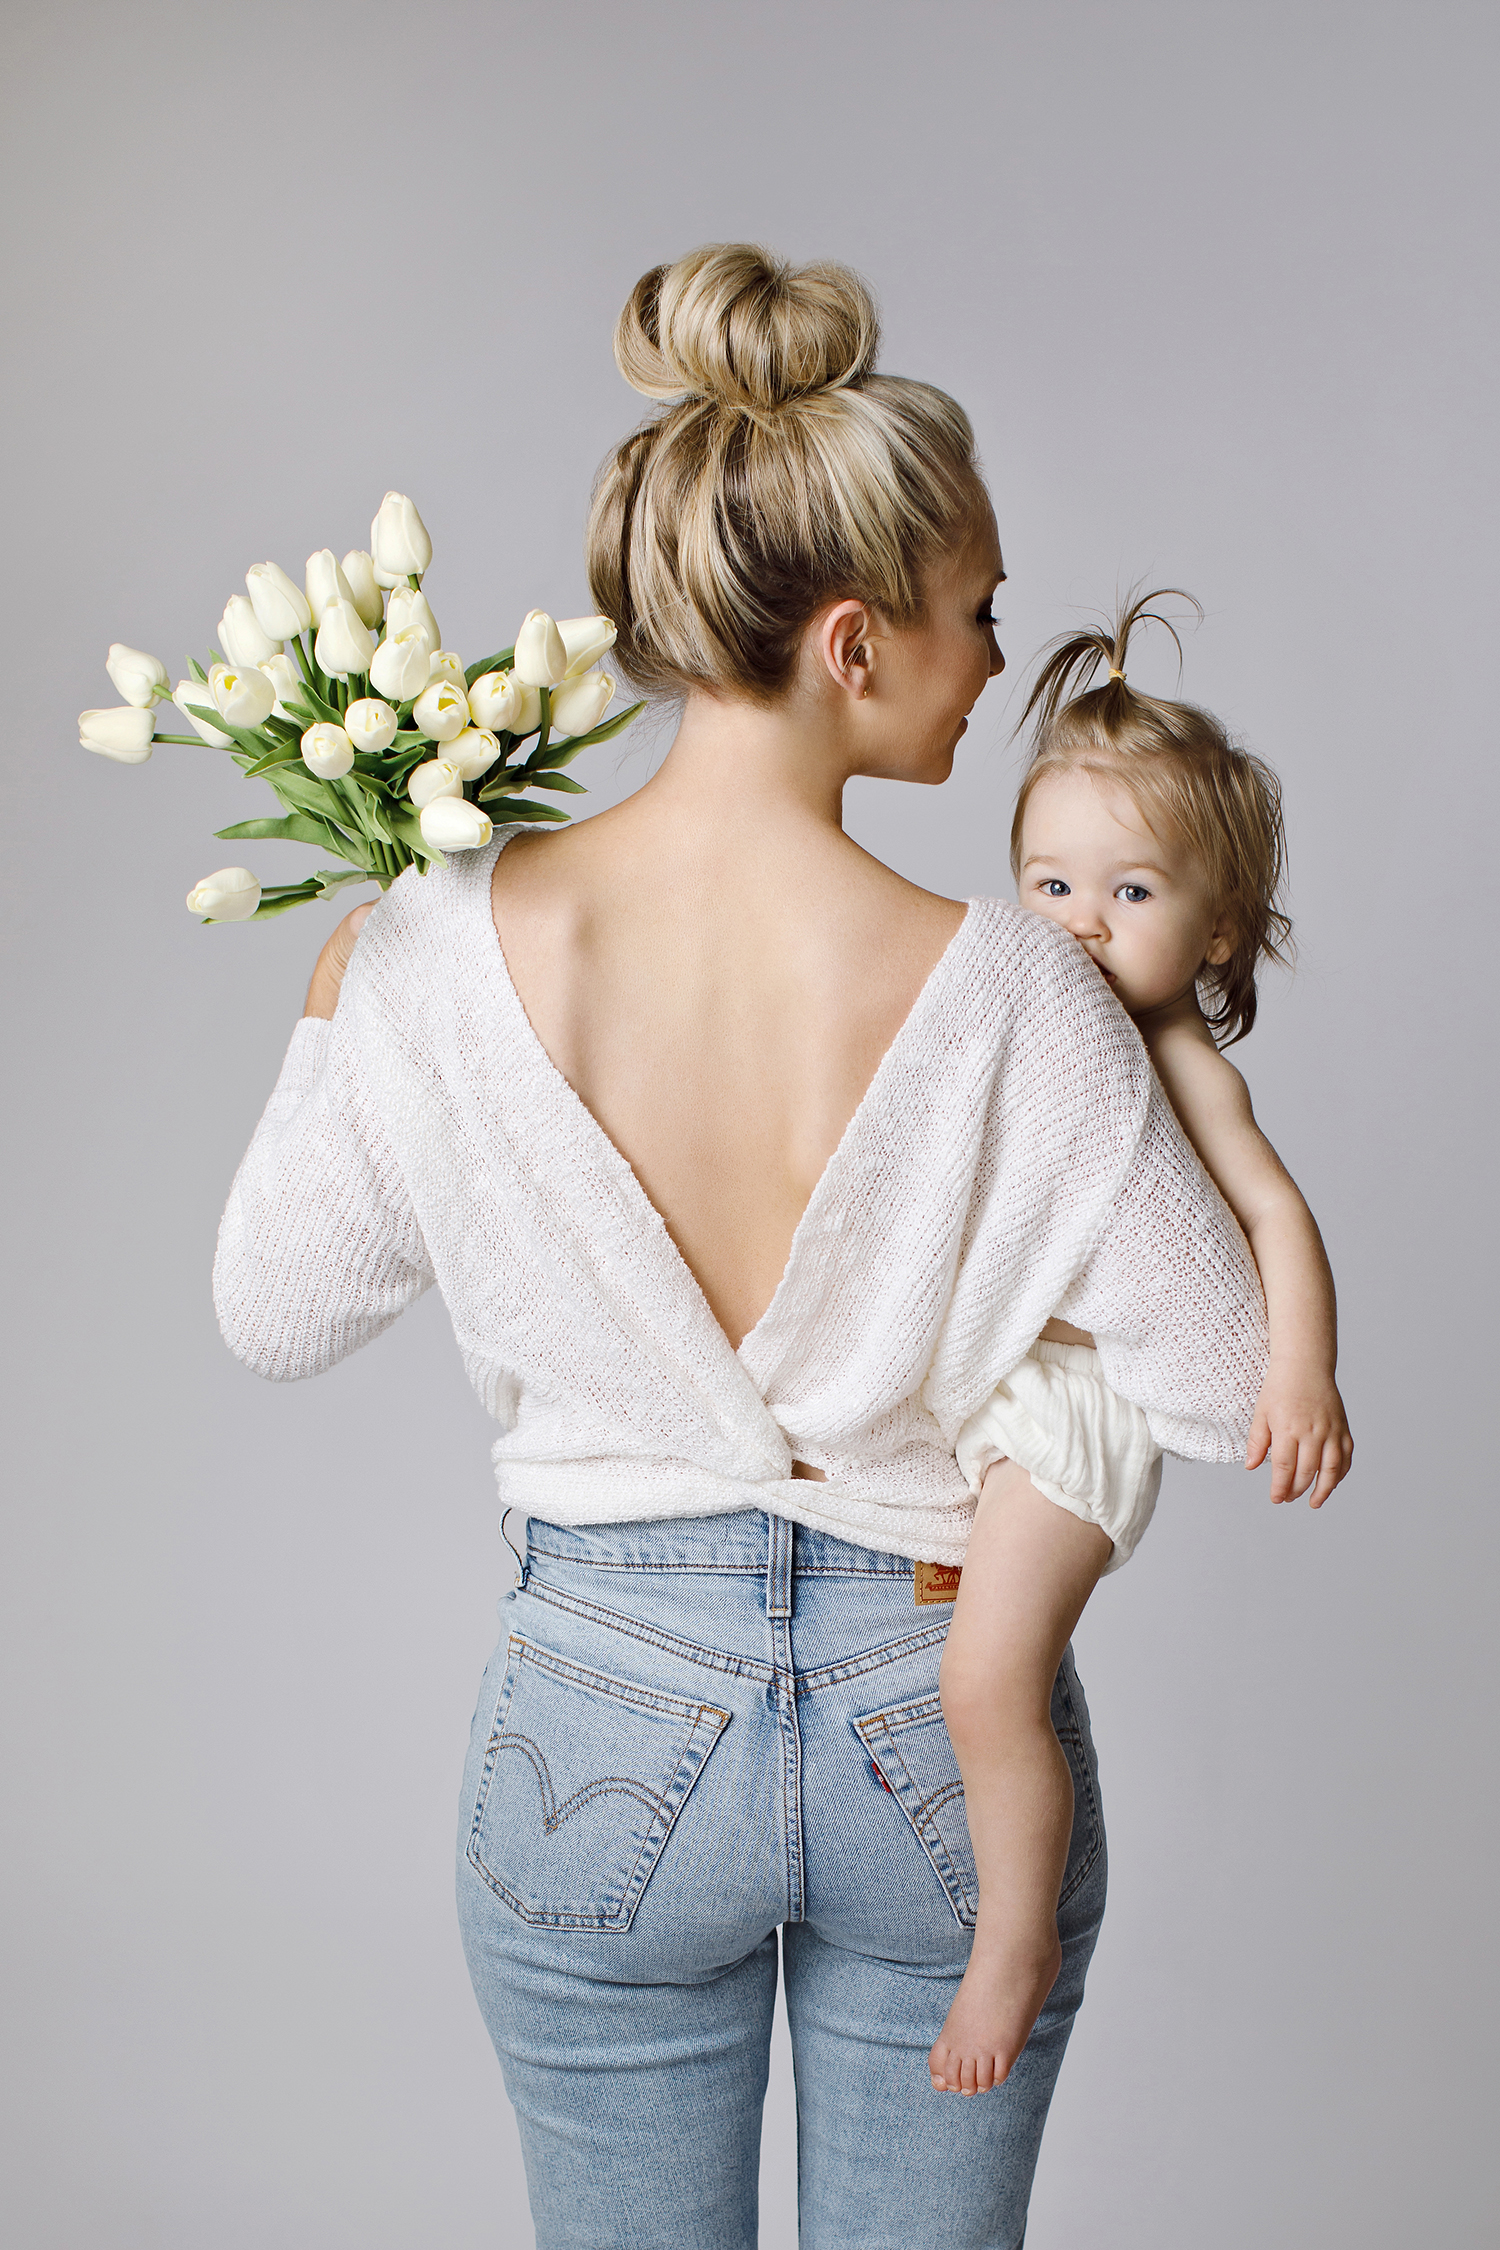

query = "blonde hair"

[
  {"left": 585, "top": 243, "right": 989, "bottom": 702},
  {"left": 1011, "top": 589, "right": 1291, "bottom": 1047}
]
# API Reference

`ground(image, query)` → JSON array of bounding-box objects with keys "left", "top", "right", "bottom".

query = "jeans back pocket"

[
  {"left": 466, "top": 1635, "right": 731, "bottom": 1931},
  {"left": 853, "top": 1664, "right": 1103, "bottom": 1929}
]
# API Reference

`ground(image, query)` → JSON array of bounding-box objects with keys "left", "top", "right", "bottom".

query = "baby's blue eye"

[
  {"left": 1042, "top": 879, "right": 1071, "bottom": 898},
  {"left": 1117, "top": 884, "right": 1150, "bottom": 904}
]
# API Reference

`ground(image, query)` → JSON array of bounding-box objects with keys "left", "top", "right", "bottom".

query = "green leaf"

[
  {"left": 241, "top": 746, "right": 303, "bottom": 779},
  {"left": 526, "top": 772, "right": 588, "bottom": 794},
  {"left": 248, "top": 889, "right": 322, "bottom": 920},
  {"left": 545, "top": 699, "right": 647, "bottom": 757},
  {"left": 286, "top": 686, "right": 344, "bottom": 728},
  {"left": 315, "top": 867, "right": 376, "bottom": 899},
  {"left": 463, "top": 646, "right": 516, "bottom": 689},
  {"left": 188, "top": 656, "right": 208, "bottom": 683},
  {"left": 488, "top": 797, "right": 570, "bottom": 824},
  {"left": 215, "top": 813, "right": 357, "bottom": 855}
]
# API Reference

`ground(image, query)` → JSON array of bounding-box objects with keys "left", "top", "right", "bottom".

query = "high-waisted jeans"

[{"left": 456, "top": 1511, "right": 1107, "bottom": 2249}]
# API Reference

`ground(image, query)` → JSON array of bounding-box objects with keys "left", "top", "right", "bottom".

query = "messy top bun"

[{"left": 586, "top": 244, "right": 988, "bottom": 701}]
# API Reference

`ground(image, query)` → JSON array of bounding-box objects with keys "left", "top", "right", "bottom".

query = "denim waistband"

[{"left": 522, "top": 1509, "right": 917, "bottom": 1580}]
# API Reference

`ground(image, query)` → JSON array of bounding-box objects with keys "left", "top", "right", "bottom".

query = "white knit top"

[{"left": 214, "top": 832, "right": 1268, "bottom": 1567}]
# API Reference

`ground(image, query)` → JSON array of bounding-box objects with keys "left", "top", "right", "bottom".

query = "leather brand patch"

[{"left": 914, "top": 1560, "right": 962, "bottom": 1606}]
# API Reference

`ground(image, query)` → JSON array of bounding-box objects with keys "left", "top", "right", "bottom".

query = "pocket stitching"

[{"left": 467, "top": 1636, "right": 731, "bottom": 1932}]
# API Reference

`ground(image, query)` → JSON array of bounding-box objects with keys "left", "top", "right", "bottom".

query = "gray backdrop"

[{"left": 4, "top": 2, "right": 1495, "bottom": 2244}]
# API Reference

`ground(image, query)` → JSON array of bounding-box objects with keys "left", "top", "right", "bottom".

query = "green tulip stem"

[
  {"left": 290, "top": 634, "right": 317, "bottom": 689},
  {"left": 152, "top": 733, "right": 211, "bottom": 745}
]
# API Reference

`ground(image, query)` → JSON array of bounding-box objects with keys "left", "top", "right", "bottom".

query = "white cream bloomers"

[{"left": 213, "top": 832, "right": 1267, "bottom": 1567}]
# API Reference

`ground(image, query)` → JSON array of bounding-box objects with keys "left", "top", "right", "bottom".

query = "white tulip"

[
  {"left": 419, "top": 795, "right": 492, "bottom": 851},
  {"left": 386, "top": 584, "right": 441, "bottom": 654},
  {"left": 514, "top": 680, "right": 543, "bottom": 734},
  {"left": 556, "top": 615, "right": 618, "bottom": 680},
  {"left": 105, "top": 643, "right": 170, "bottom": 708},
  {"left": 209, "top": 661, "right": 276, "bottom": 729},
  {"left": 340, "top": 549, "right": 385, "bottom": 628},
  {"left": 549, "top": 668, "right": 614, "bottom": 737},
  {"left": 217, "top": 595, "right": 281, "bottom": 669},
  {"left": 259, "top": 652, "right": 301, "bottom": 717},
  {"left": 301, "top": 721, "right": 355, "bottom": 778},
  {"left": 466, "top": 670, "right": 526, "bottom": 732},
  {"left": 305, "top": 549, "right": 355, "bottom": 627},
  {"left": 370, "top": 491, "right": 433, "bottom": 586},
  {"left": 174, "top": 678, "right": 233, "bottom": 747},
  {"left": 186, "top": 867, "right": 261, "bottom": 921},
  {"left": 369, "top": 627, "right": 431, "bottom": 702},
  {"left": 513, "top": 609, "right": 568, "bottom": 688},
  {"left": 246, "top": 560, "right": 312, "bottom": 640},
  {"left": 408, "top": 756, "right": 464, "bottom": 808},
  {"left": 79, "top": 705, "right": 155, "bottom": 761},
  {"left": 448, "top": 726, "right": 502, "bottom": 780},
  {"left": 412, "top": 677, "right": 470, "bottom": 742},
  {"left": 315, "top": 598, "right": 377, "bottom": 680},
  {"left": 425, "top": 648, "right": 466, "bottom": 687},
  {"left": 344, "top": 696, "right": 399, "bottom": 754}
]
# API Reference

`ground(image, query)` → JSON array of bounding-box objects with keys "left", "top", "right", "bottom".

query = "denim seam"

[
  {"left": 795, "top": 1624, "right": 952, "bottom": 1697},
  {"left": 524, "top": 1580, "right": 776, "bottom": 1686},
  {"left": 525, "top": 1548, "right": 910, "bottom": 1581}
]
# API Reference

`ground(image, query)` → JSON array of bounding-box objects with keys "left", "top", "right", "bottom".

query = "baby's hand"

[{"left": 1246, "top": 1366, "right": 1353, "bottom": 1507}]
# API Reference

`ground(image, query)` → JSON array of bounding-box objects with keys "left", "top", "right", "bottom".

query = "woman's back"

[{"left": 491, "top": 768, "right": 966, "bottom": 1351}]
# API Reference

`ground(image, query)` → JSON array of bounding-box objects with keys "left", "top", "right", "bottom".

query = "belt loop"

[{"left": 766, "top": 1511, "right": 793, "bottom": 1618}]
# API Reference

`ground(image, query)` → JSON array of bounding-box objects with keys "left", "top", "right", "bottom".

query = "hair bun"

[{"left": 614, "top": 243, "right": 879, "bottom": 411}]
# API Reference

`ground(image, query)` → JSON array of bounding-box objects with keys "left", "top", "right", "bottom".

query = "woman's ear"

[{"left": 816, "top": 599, "right": 875, "bottom": 699}]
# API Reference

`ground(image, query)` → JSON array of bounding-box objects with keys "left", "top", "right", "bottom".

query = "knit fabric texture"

[{"left": 214, "top": 832, "right": 1268, "bottom": 1566}]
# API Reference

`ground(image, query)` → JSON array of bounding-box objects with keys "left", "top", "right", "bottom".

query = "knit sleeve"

[
  {"left": 213, "top": 1012, "right": 435, "bottom": 1381},
  {"left": 1055, "top": 1071, "right": 1269, "bottom": 1462}
]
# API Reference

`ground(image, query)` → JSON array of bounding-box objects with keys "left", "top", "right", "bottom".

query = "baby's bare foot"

[{"left": 928, "top": 1930, "right": 1062, "bottom": 2094}]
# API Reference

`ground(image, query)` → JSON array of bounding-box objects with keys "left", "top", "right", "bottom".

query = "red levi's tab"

[{"left": 913, "top": 1561, "right": 962, "bottom": 1606}]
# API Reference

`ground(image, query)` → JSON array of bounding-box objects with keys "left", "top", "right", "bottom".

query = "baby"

[{"left": 929, "top": 591, "right": 1354, "bottom": 2095}]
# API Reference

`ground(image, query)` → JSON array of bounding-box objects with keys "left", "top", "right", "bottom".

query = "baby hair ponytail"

[{"left": 1011, "top": 589, "right": 1292, "bottom": 1047}]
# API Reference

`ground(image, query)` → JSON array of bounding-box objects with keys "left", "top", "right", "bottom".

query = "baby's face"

[{"left": 1017, "top": 766, "right": 1233, "bottom": 1020}]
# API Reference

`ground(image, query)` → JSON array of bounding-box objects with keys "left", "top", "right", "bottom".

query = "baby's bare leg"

[{"left": 931, "top": 1460, "right": 1112, "bottom": 2094}]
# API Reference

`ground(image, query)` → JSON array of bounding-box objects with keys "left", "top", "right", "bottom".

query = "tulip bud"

[
  {"left": 305, "top": 549, "right": 355, "bottom": 627},
  {"left": 104, "top": 643, "right": 170, "bottom": 708},
  {"left": 386, "top": 585, "right": 441, "bottom": 654},
  {"left": 412, "top": 677, "right": 470, "bottom": 742},
  {"left": 217, "top": 595, "right": 281, "bottom": 669},
  {"left": 419, "top": 796, "right": 493, "bottom": 852},
  {"left": 209, "top": 660, "right": 276, "bottom": 729},
  {"left": 369, "top": 627, "right": 431, "bottom": 702},
  {"left": 514, "top": 680, "right": 543, "bottom": 734},
  {"left": 448, "top": 726, "right": 502, "bottom": 780},
  {"left": 370, "top": 491, "right": 433, "bottom": 587},
  {"left": 174, "top": 678, "right": 233, "bottom": 748},
  {"left": 466, "top": 670, "right": 526, "bottom": 732},
  {"left": 549, "top": 668, "right": 614, "bottom": 738},
  {"left": 512, "top": 609, "right": 568, "bottom": 688},
  {"left": 301, "top": 721, "right": 355, "bottom": 778},
  {"left": 246, "top": 560, "right": 312, "bottom": 640},
  {"left": 339, "top": 548, "right": 385, "bottom": 628},
  {"left": 425, "top": 649, "right": 466, "bottom": 687},
  {"left": 79, "top": 705, "right": 155, "bottom": 761},
  {"left": 314, "top": 598, "right": 377, "bottom": 680},
  {"left": 408, "top": 756, "right": 464, "bottom": 808},
  {"left": 557, "top": 615, "right": 619, "bottom": 680},
  {"left": 259, "top": 652, "right": 301, "bottom": 717},
  {"left": 344, "top": 696, "right": 399, "bottom": 754},
  {"left": 186, "top": 867, "right": 261, "bottom": 921}
]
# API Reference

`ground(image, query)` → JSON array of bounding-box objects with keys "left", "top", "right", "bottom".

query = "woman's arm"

[
  {"left": 214, "top": 906, "right": 435, "bottom": 1380},
  {"left": 1146, "top": 1015, "right": 1352, "bottom": 1506}
]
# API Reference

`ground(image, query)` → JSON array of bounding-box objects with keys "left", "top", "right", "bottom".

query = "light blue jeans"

[{"left": 457, "top": 1511, "right": 1107, "bottom": 2249}]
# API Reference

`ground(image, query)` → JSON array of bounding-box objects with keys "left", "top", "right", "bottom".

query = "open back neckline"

[{"left": 471, "top": 830, "right": 977, "bottom": 1364}]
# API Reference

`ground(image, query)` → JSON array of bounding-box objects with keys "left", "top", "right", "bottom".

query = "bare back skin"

[{"left": 491, "top": 800, "right": 964, "bottom": 1353}]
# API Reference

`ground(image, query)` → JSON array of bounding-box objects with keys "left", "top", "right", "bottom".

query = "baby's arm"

[
  {"left": 931, "top": 1461, "right": 1112, "bottom": 2094},
  {"left": 1143, "top": 1007, "right": 1352, "bottom": 1506}
]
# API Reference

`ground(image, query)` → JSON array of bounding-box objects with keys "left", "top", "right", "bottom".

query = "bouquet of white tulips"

[{"left": 78, "top": 491, "right": 643, "bottom": 922}]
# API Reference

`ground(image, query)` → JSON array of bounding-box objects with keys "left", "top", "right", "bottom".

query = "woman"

[{"left": 215, "top": 245, "right": 1266, "bottom": 2248}]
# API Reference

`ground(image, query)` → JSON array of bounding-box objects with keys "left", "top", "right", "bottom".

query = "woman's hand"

[{"left": 303, "top": 902, "right": 375, "bottom": 1022}]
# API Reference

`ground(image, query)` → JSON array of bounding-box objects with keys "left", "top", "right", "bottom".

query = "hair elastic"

[{"left": 1108, "top": 667, "right": 1126, "bottom": 680}]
